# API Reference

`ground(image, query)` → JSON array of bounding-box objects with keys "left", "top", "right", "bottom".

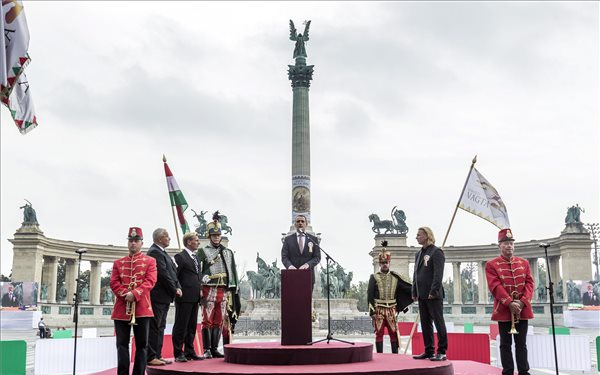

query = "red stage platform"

[
  {"left": 93, "top": 356, "right": 509, "bottom": 375},
  {"left": 225, "top": 342, "right": 372, "bottom": 365}
]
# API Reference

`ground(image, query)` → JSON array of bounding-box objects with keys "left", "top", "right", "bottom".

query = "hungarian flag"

[
  {"left": 458, "top": 167, "right": 510, "bottom": 229},
  {"left": 163, "top": 160, "right": 190, "bottom": 234},
  {"left": 1, "top": 0, "right": 38, "bottom": 134}
]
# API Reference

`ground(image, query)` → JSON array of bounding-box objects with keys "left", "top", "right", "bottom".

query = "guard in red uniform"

[
  {"left": 110, "top": 227, "right": 157, "bottom": 375},
  {"left": 485, "top": 228, "right": 534, "bottom": 375}
]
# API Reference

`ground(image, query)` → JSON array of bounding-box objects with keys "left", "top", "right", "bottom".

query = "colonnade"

[{"left": 370, "top": 225, "right": 592, "bottom": 306}]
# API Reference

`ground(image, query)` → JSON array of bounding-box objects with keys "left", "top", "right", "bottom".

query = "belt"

[{"left": 374, "top": 299, "right": 396, "bottom": 308}]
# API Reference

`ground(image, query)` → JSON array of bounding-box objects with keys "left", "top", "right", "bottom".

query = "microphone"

[
  {"left": 75, "top": 248, "right": 87, "bottom": 254},
  {"left": 539, "top": 243, "right": 550, "bottom": 248}
]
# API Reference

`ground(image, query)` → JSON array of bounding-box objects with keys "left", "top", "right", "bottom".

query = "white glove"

[{"left": 202, "top": 275, "right": 210, "bottom": 284}]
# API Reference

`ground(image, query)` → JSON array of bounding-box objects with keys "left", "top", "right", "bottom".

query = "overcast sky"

[{"left": 1, "top": 2, "right": 598, "bottom": 283}]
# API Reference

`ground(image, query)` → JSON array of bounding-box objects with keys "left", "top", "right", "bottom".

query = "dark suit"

[
  {"left": 2, "top": 292, "right": 19, "bottom": 307},
  {"left": 146, "top": 244, "right": 181, "bottom": 361},
  {"left": 172, "top": 249, "right": 202, "bottom": 358},
  {"left": 412, "top": 244, "right": 448, "bottom": 355},
  {"left": 281, "top": 232, "right": 321, "bottom": 288},
  {"left": 582, "top": 291, "right": 599, "bottom": 306}
]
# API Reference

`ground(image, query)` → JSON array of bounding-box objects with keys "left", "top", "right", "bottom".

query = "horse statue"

[
  {"left": 220, "top": 215, "right": 233, "bottom": 235},
  {"left": 246, "top": 270, "right": 265, "bottom": 299},
  {"left": 192, "top": 209, "right": 208, "bottom": 236},
  {"left": 339, "top": 271, "right": 353, "bottom": 298},
  {"left": 320, "top": 265, "right": 340, "bottom": 298},
  {"left": 369, "top": 214, "right": 395, "bottom": 234},
  {"left": 391, "top": 206, "right": 409, "bottom": 234}
]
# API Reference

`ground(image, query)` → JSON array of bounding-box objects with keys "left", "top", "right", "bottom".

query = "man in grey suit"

[
  {"left": 281, "top": 215, "right": 321, "bottom": 290},
  {"left": 146, "top": 228, "right": 181, "bottom": 366}
]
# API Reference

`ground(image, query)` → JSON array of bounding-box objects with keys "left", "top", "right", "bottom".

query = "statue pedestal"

[{"left": 244, "top": 298, "right": 361, "bottom": 321}]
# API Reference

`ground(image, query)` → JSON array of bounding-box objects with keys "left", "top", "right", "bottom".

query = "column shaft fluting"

[
  {"left": 46, "top": 257, "right": 58, "bottom": 304},
  {"left": 90, "top": 261, "right": 102, "bottom": 305},
  {"left": 65, "top": 259, "right": 77, "bottom": 305},
  {"left": 453, "top": 262, "right": 462, "bottom": 304}
]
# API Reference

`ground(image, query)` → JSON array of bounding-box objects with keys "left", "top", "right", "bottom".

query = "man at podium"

[{"left": 281, "top": 215, "right": 321, "bottom": 290}]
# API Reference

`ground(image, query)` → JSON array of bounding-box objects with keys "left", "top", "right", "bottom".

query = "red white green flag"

[
  {"left": 1, "top": 0, "right": 38, "bottom": 134},
  {"left": 163, "top": 160, "right": 190, "bottom": 234}
]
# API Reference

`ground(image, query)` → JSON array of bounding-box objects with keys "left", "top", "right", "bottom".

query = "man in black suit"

[
  {"left": 412, "top": 226, "right": 448, "bottom": 361},
  {"left": 172, "top": 232, "right": 203, "bottom": 362},
  {"left": 582, "top": 284, "right": 599, "bottom": 306},
  {"left": 2, "top": 285, "right": 19, "bottom": 307},
  {"left": 281, "top": 215, "right": 321, "bottom": 290},
  {"left": 146, "top": 228, "right": 182, "bottom": 366}
]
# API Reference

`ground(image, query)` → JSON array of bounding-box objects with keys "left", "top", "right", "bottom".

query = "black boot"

[
  {"left": 210, "top": 328, "right": 224, "bottom": 358},
  {"left": 223, "top": 333, "right": 230, "bottom": 346},
  {"left": 202, "top": 328, "right": 212, "bottom": 359},
  {"left": 391, "top": 342, "right": 399, "bottom": 354},
  {"left": 375, "top": 342, "right": 383, "bottom": 353}
]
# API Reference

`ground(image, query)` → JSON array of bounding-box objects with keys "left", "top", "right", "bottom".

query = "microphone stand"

[
  {"left": 540, "top": 243, "right": 559, "bottom": 375},
  {"left": 308, "top": 242, "right": 353, "bottom": 345},
  {"left": 72, "top": 249, "right": 86, "bottom": 375}
]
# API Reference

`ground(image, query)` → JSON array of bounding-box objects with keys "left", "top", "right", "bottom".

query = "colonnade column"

[
  {"left": 45, "top": 257, "right": 58, "bottom": 303},
  {"left": 529, "top": 258, "right": 539, "bottom": 302},
  {"left": 478, "top": 261, "right": 488, "bottom": 303},
  {"left": 548, "top": 256, "right": 561, "bottom": 302},
  {"left": 90, "top": 261, "right": 102, "bottom": 305},
  {"left": 65, "top": 259, "right": 77, "bottom": 305},
  {"left": 453, "top": 262, "right": 461, "bottom": 304}
]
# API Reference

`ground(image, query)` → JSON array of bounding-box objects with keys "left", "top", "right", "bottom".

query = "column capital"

[{"left": 288, "top": 64, "right": 314, "bottom": 88}]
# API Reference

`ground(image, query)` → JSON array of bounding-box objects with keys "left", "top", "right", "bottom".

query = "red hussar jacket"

[
  {"left": 485, "top": 255, "right": 534, "bottom": 322},
  {"left": 110, "top": 252, "right": 157, "bottom": 321}
]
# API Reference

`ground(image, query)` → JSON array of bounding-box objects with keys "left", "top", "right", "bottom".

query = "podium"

[{"left": 281, "top": 269, "right": 312, "bottom": 345}]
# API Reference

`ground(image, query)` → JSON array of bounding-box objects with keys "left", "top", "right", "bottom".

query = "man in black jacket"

[
  {"left": 172, "top": 232, "right": 203, "bottom": 362},
  {"left": 281, "top": 215, "right": 321, "bottom": 290},
  {"left": 412, "top": 226, "right": 448, "bottom": 361},
  {"left": 146, "top": 228, "right": 181, "bottom": 366}
]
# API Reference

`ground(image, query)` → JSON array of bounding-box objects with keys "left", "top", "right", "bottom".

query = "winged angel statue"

[{"left": 289, "top": 20, "right": 311, "bottom": 59}]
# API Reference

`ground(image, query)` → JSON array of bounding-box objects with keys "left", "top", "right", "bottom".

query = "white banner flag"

[
  {"left": 1, "top": 0, "right": 38, "bottom": 134},
  {"left": 458, "top": 167, "right": 510, "bottom": 229}
]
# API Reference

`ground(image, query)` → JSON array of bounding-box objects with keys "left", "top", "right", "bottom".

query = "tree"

[
  {"left": 346, "top": 280, "right": 368, "bottom": 312},
  {"left": 443, "top": 279, "right": 454, "bottom": 304}
]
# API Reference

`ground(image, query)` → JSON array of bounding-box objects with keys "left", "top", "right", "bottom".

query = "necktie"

[
  {"left": 298, "top": 233, "right": 305, "bottom": 254},
  {"left": 191, "top": 253, "right": 199, "bottom": 273}
]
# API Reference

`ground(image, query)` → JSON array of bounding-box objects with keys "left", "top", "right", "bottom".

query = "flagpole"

[
  {"left": 163, "top": 155, "right": 182, "bottom": 250},
  {"left": 441, "top": 155, "right": 477, "bottom": 248},
  {"left": 405, "top": 155, "right": 478, "bottom": 355}
]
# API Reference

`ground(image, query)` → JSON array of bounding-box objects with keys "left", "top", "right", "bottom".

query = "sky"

[{"left": 1, "top": 1, "right": 598, "bottom": 284}]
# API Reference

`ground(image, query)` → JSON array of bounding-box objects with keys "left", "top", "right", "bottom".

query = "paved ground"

[{"left": 1, "top": 324, "right": 597, "bottom": 375}]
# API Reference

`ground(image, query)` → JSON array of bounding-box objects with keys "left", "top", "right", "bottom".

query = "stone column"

[
  {"left": 90, "top": 261, "right": 102, "bottom": 305},
  {"left": 478, "top": 261, "right": 488, "bottom": 304},
  {"left": 45, "top": 257, "right": 58, "bottom": 304},
  {"left": 65, "top": 259, "right": 77, "bottom": 305},
  {"left": 9, "top": 228, "right": 45, "bottom": 284},
  {"left": 288, "top": 53, "right": 314, "bottom": 231},
  {"left": 529, "top": 258, "right": 539, "bottom": 302},
  {"left": 548, "top": 256, "right": 561, "bottom": 301},
  {"left": 453, "top": 262, "right": 462, "bottom": 304}
]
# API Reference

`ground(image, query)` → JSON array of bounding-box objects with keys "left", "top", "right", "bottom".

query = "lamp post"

[{"left": 586, "top": 223, "right": 599, "bottom": 281}]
